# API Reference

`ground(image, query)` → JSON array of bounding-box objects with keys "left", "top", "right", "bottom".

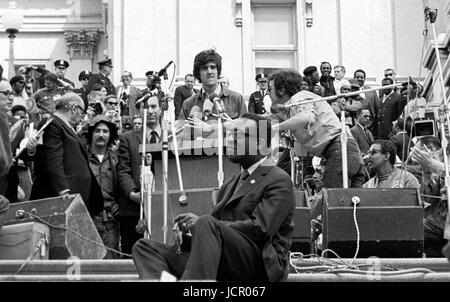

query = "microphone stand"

[
  {"left": 213, "top": 98, "right": 225, "bottom": 187},
  {"left": 425, "top": 7, "right": 450, "bottom": 253},
  {"left": 340, "top": 111, "right": 348, "bottom": 188},
  {"left": 162, "top": 110, "right": 169, "bottom": 244}
]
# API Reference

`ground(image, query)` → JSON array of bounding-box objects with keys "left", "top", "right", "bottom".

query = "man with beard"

[
  {"left": 132, "top": 113, "right": 295, "bottom": 281},
  {"left": 86, "top": 115, "right": 120, "bottom": 258},
  {"left": 363, "top": 140, "right": 419, "bottom": 189},
  {"left": 319, "top": 62, "right": 337, "bottom": 97},
  {"left": 117, "top": 96, "right": 162, "bottom": 256},
  {"left": 30, "top": 93, "right": 103, "bottom": 218}
]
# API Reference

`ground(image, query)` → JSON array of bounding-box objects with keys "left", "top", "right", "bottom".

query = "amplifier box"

[
  {"left": 0, "top": 222, "right": 49, "bottom": 260},
  {"left": 322, "top": 188, "right": 424, "bottom": 258},
  {"left": 291, "top": 190, "right": 312, "bottom": 254}
]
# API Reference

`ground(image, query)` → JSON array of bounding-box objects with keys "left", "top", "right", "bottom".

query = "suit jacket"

[
  {"left": 211, "top": 159, "right": 295, "bottom": 282},
  {"left": 248, "top": 90, "right": 269, "bottom": 114},
  {"left": 87, "top": 73, "right": 116, "bottom": 95},
  {"left": 350, "top": 124, "right": 374, "bottom": 155},
  {"left": 116, "top": 85, "right": 142, "bottom": 126},
  {"left": 178, "top": 86, "right": 247, "bottom": 120},
  {"left": 117, "top": 127, "right": 161, "bottom": 216},
  {"left": 374, "top": 91, "right": 403, "bottom": 139},
  {"left": 30, "top": 115, "right": 103, "bottom": 217},
  {"left": 174, "top": 85, "right": 198, "bottom": 120}
]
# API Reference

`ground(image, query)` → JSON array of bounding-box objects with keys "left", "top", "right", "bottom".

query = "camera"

[{"left": 91, "top": 102, "right": 103, "bottom": 115}]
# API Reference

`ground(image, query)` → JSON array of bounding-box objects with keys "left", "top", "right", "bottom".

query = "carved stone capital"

[{"left": 64, "top": 29, "right": 100, "bottom": 58}]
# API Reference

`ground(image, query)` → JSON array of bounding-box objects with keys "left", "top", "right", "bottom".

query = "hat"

[
  {"left": 54, "top": 59, "right": 69, "bottom": 69},
  {"left": 97, "top": 58, "right": 113, "bottom": 67},
  {"left": 349, "top": 79, "right": 361, "bottom": 88},
  {"left": 11, "top": 98, "right": 28, "bottom": 112},
  {"left": 255, "top": 73, "right": 268, "bottom": 82},
  {"left": 9, "top": 75, "right": 25, "bottom": 86},
  {"left": 87, "top": 115, "right": 119, "bottom": 144},
  {"left": 303, "top": 66, "right": 318, "bottom": 77},
  {"left": 78, "top": 70, "right": 93, "bottom": 81},
  {"left": 145, "top": 70, "right": 156, "bottom": 77}
]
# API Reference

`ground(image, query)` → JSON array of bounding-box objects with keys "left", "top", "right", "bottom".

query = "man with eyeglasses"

[
  {"left": 363, "top": 140, "right": 419, "bottom": 189},
  {"left": 30, "top": 93, "right": 103, "bottom": 218},
  {"left": 351, "top": 109, "right": 374, "bottom": 155},
  {"left": 248, "top": 73, "right": 271, "bottom": 115}
]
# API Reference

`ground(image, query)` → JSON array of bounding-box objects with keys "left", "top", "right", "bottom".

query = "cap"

[
  {"left": 9, "top": 75, "right": 25, "bottom": 86},
  {"left": 349, "top": 79, "right": 361, "bottom": 88},
  {"left": 54, "top": 59, "right": 69, "bottom": 69},
  {"left": 87, "top": 115, "right": 119, "bottom": 142},
  {"left": 78, "top": 70, "right": 93, "bottom": 81},
  {"left": 255, "top": 73, "right": 268, "bottom": 82},
  {"left": 303, "top": 66, "right": 318, "bottom": 77},
  {"left": 11, "top": 98, "right": 28, "bottom": 112},
  {"left": 145, "top": 70, "right": 156, "bottom": 77},
  {"left": 97, "top": 58, "right": 113, "bottom": 67}
]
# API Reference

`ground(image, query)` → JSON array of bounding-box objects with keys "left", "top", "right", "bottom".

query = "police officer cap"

[
  {"left": 145, "top": 70, "right": 156, "bottom": 77},
  {"left": 97, "top": 58, "right": 113, "bottom": 67},
  {"left": 78, "top": 70, "right": 93, "bottom": 81},
  {"left": 54, "top": 59, "right": 69, "bottom": 69},
  {"left": 303, "top": 66, "right": 318, "bottom": 77},
  {"left": 255, "top": 73, "right": 268, "bottom": 82}
]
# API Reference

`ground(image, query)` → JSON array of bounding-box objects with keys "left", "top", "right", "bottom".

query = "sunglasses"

[
  {"left": 107, "top": 102, "right": 118, "bottom": 106},
  {"left": 385, "top": 73, "right": 394, "bottom": 77}
]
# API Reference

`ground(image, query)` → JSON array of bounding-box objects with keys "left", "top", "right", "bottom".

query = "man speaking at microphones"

[{"left": 178, "top": 49, "right": 246, "bottom": 123}]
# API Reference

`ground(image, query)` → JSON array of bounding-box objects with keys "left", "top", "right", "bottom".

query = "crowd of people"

[{"left": 0, "top": 48, "right": 449, "bottom": 281}]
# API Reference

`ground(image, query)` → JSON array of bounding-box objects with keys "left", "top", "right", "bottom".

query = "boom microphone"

[{"left": 158, "top": 61, "right": 174, "bottom": 77}]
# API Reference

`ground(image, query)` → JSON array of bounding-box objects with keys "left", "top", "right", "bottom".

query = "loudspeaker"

[
  {"left": 2, "top": 194, "right": 106, "bottom": 259},
  {"left": 322, "top": 188, "right": 424, "bottom": 258},
  {"left": 0, "top": 222, "right": 50, "bottom": 260},
  {"left": 291, "top": 190, "right": 312, "bottom": 254}
]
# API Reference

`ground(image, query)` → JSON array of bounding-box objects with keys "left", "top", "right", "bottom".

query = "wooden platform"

[{"left": 0, "top": 258, "right": 449, "bottom": 281}]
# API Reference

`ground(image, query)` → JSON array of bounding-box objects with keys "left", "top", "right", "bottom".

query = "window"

[{"left": 252, "top": 4, "right": 297, "bottom": 76}]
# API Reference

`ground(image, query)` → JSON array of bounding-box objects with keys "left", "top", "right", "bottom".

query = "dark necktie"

[
  {"left": 234, "top": 169, "right": 250, "bottom": 194},
  {"left": 149, "top": 130, "right": 158, "bottom": 144},
  {"left": 364, "top": 127, "right": 372, "bottom": 144}
]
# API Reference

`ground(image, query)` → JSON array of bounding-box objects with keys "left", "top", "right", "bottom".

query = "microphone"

[
  {"left": 158, "top": 61, "right": 174, "bottom": 77},
  {"left": 209, "top": 94, "right": 225, "bottom": 113}
]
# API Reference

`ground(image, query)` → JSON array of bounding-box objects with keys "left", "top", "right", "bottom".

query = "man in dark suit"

[
  {"left": 116, "top": 71, "right": 142, "bottom": 130},
  {"left": 30, "top": 93, "right": 103, "bottom": 217},
  {"left": 132, "top": 113, "right": 295, "bottom": 281},
  {"left": 173, "top": 74, "right": 198, "bottom": 120},
  {"left": 87, "top": 58, "right": 116, "bottom": 95},
  {"left": 390, "top": 117, "right": 412, "bottom": 162},
  {"left": 353, "top": 69, "right": 378, "bottom": 115},
  {"left": 351, "top": 108, "right": 374, "bottom": 155},
  {"left": 178, "top": 49, "right": 247, "bottom": 121},
  {"left": 374, "top": 77, "right": 403, "bottom": 139},
  {"left": 117, "top": 96, "right": 162, "bottom": 255},
  {"left": 248, "top": 73, "right": 270, "bottom": 115}
]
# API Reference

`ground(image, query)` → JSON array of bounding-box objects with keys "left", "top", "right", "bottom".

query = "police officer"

[
  {"left": 87, "top": 58, "right": 116, "bottom": 95},
  {"left": 248, "top": 73, "right": 270, "bottom": 114},
  {"left": 75, "top": 70, "right": 93, "bottom": 110},
  {"left": 53, "top": 59, "right": 75, "bottom": 90}
]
